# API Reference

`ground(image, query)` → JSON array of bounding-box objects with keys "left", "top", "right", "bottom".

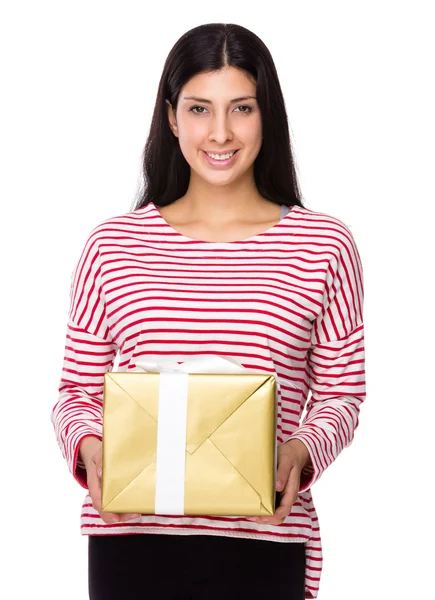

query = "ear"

[{"left": 166, "top": 99, "right": 178, "bottom": 138}]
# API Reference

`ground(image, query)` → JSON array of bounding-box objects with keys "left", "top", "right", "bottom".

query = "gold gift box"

[{"left": 101, "top": 371, "right": 277, "bottom": 516}]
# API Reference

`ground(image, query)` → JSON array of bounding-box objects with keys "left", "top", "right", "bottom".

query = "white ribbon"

[{"left": 133, "top": 355, "right": 280, "bottom": 514}]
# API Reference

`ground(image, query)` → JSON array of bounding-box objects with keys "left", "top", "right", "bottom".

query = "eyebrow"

[{"left": 182, "top": 95, "right": 257, "bottom": 104}]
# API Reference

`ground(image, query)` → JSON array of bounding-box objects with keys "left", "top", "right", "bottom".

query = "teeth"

[{"left": 206, "top": 151, "right": 236, "bottom": 160}]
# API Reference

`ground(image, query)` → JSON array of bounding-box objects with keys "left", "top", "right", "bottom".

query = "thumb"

[{"left": 276, "top": 457, "right": 291, "bottom": 492}]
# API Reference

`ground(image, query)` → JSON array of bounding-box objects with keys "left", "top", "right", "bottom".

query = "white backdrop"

[{"left": 1, "top": 1, "right": 433, "bottom": 598}]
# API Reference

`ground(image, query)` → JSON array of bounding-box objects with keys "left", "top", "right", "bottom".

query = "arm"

[
  {"left": 287, "top": 226, "right": 366, "bottom": 493},
  {"left": 51, "top": 228, "right": 117, "bottom": 489}
]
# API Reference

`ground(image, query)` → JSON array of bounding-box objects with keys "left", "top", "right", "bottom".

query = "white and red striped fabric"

[{"left": 51, "top": 201, "right": 365, "bottom": 599}]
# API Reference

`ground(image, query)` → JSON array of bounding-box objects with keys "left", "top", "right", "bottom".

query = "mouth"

[{"left": 202, "top": 149, "right": 240, "bottom": 167}]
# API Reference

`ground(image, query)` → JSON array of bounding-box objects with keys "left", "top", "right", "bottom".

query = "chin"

[{"left": 200, "top": 174, "right": 236, "bottom": 186}]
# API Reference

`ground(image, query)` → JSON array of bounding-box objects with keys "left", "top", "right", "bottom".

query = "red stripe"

[{"left": 80, "top": 521, "right": 313, "bottom": 539}]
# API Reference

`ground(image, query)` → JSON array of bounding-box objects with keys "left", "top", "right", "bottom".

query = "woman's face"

[{"left": 167, "top": 66, "right": 262, "bottom": 187}]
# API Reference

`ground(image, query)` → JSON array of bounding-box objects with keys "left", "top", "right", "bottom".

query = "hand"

[
  {"left": 246, "top": 439, "right": 310, "bottom": 526},
  {"left": 79, "top": 437, "right": 141, "bottom": 524}
]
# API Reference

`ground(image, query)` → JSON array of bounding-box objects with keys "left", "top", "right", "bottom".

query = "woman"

[{"left": 52, "top": 22, "right": 365, "bottom": 600}]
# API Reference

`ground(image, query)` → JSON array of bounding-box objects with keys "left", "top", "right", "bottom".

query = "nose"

[{"left": 208, "top": 111, "right": 234, "bottom": 144}]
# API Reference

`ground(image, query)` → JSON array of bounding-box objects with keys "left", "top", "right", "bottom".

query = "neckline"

[{"left": 147, "top": 201, "right": 295, "bottom": 245}]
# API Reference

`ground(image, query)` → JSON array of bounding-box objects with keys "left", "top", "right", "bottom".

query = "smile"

[{"left": 202, "top": 149, "right": 240, "bottom": 167}]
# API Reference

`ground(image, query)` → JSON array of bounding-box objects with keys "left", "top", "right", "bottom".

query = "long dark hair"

[{"left": 131, "top": 23, "right": 304, "bottom": 211}]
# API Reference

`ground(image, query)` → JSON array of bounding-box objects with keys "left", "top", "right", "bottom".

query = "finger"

[
  {"left": 284, "top": 464, "right": 301, "bottom": 501},
  {"left": 99, "top": 511, "right": 120, "bottom": 524},
  {"left": 87, "top": 465, "right": 103, "bottom": 513},
  {"left": 89, "top": 464, "right": 139, "bottom": 523},
  {"left": 89, "top": 466, "right": 122, "bottom": 524},
  {"left": 98, "top": 511, "right": 141, "bottom": 524},
  {"left": 276, "top": 457, "right": 291, "bottom": 492},
  {"left": 248, "top": 515, "right": 283, "bottom": 525},
  {"left": 274, "top": 467, "right": 300, "bottom": 521},
  {"left": 257, "top": 467, "right": 300, "bottom": 525},
  {"left": 246, "top": 511, "right": 285, "bottom": 525},
  {"left": 117, "top": 513, "right": 141, "bottom": 522}
]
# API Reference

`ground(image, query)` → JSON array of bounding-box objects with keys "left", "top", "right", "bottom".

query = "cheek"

[
  {"left": 241, "top": 117, "right": 262, "bottom": 145},
  {"left": 178, "top": 134, "right": 206, "bottom": 161},
  {"left": 177, "top": 118, "right": 206, "bottom": 148}
]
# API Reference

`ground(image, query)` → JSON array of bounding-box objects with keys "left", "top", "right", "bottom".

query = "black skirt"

[{"left": 88, "top": 532, "right": 306, "bottom": 600}]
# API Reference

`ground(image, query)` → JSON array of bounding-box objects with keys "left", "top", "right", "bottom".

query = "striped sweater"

[{"left": 51, "top": 201, "right": 365, "bottom": 599}]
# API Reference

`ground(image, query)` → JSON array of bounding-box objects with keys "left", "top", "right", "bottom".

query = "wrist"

[{"left": 78, "top": 435, "right": 102, "bottom": 466}]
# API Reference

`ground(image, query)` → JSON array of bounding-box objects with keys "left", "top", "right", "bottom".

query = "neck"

[{"left": 177, "top": 171, "right": 267, "bottom": 222}]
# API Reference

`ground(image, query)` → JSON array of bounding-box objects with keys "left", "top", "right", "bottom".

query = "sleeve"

[
  {"left": 288, "top": 226, "right": 366, "bottom": 493},
  {"left": 51, "top": 229, "right": 118, "bottom": 489}
]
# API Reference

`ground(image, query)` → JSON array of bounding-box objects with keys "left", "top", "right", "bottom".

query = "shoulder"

[
  {"left": 291, "top": 204, "right": 354, "bottom": 236},
  {"left": 82, "top": 205, "right": 150, "bottom": 245},
  {"left": 290, "top": 204, "right": 360, "bottom": 260}
]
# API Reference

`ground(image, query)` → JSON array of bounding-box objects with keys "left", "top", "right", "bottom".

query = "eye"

[
  {"left": 189, "top": 106, "right": 208, "bottom": 114},
  {"left": 234, "top": 105, "right": 253, "bottom": 114},
  {"left": 188, "top": 105, "right": 253, "bottom": 115}
]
